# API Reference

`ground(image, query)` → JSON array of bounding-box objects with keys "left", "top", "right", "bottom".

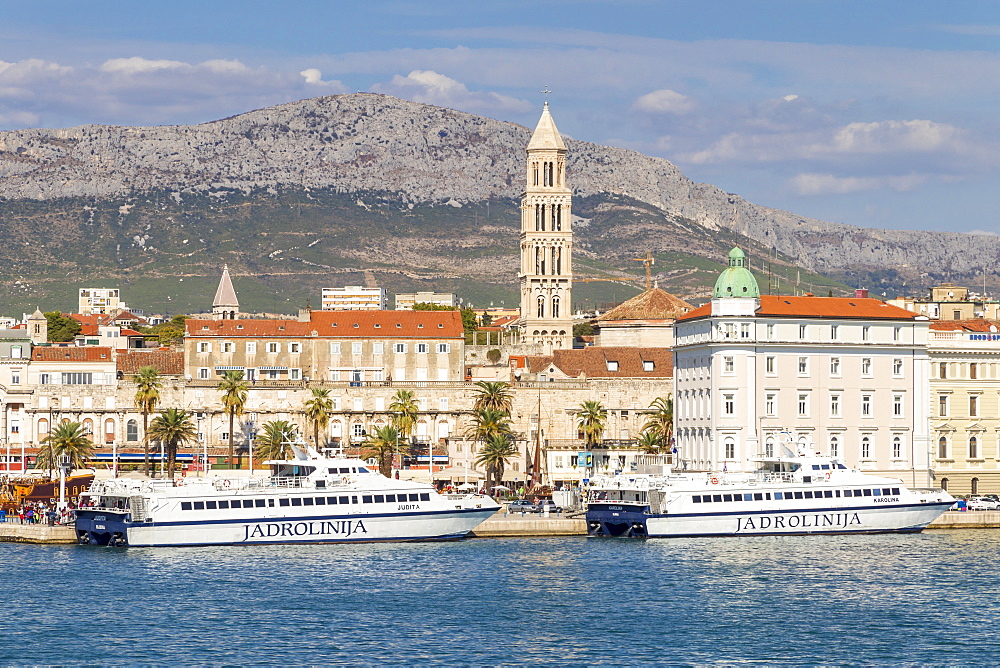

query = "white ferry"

[
  {"left": 586, "top": 442, "right": 953, "bottom": 538},
  {"left": 75, "top": 445, "right": 499, "bottom": 547}
]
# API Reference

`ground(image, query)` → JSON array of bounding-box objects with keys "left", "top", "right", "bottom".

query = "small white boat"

[
  {"left": 75, "top": 445, "right": 499, "bottom": 547},
  {"left": 586, "top": 440, "right": 953, "bottom": 538}
]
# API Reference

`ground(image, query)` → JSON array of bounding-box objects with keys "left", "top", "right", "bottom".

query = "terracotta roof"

[
  {"left": 678, "top": 295, "right": 918, "bottom": 322},
  {"left": 185, "top": 310, "right": 464, "bottom": 339},
  {"left": 526, "top": 347, "right": 673, "bottom": 378},
  {"left": 31, "top": 346, "right": 113, "bottom": 362},
  {"left": 597, "top": 288, "right": 693, "bottom": 323},
  {"left": 930, "top": 319, "right": 1000, "bottom": 332},
  {"left": 69, "top": 311, "right": 148, "bottom": 326},
  {"left": 213, "top": 265, "right": 239, "bottom": 308},
  {"left": 117, "top": 349, "right": 185, "bottom": 375}
]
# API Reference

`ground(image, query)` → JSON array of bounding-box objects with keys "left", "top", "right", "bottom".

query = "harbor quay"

[{"left": 1, "top": 510, "right": 996, "bottom": 544}]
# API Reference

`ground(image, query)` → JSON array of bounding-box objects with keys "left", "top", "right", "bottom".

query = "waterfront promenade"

[{"left": 2, "top": 510, "right": 998, "bottom": 543}]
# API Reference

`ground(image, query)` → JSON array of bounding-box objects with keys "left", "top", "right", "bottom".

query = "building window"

[
  {"left": 830, "top": 394, "right": 840, "bottom": 417},
  {"left": 893, "top": 327, "right": 901, "bottom": 341},
  {"left": 861, "top": 358, "right": 872, "bottom": 376},
  {"left": 723, "top": 394, "right": 735, "bottom": 416},
  {"left": 765, "top": 356, "right": 775, "bottom": 375},
  {"left": 740, "top": 323, "right": 750, "bottom": 339},
  {"left": 765, "top": 393, "right": 776, "bottom": 417},
  {"left": 643, "top": 361, "right": 654, "bottom": 372},
  {"left": 970, "top": 363, "right": 978, "bottom": 380},
  {"left": 797, "top": 356, "right": 808, "bottom": 375},
  {"left": 351, "top": 342, "right": 362, "bottom": 355},
  {"left": 938, "top": 436, "right": 948, "bottom": 459},
  {"left": 199, "top": 368, "right": 210, "bottom": 380},
  {"left": 11, "top": 371, "right": 20, "bottom": 385},
  {"left": 893, "top": 394, "right": 903, "bottom": 417},
  {"left": 246, "top": 342, "right": 257, "bottom": 354},
  {"left": 126, "top": 420, "right": 138, "bottom": 442},
  {"left": 830, "top": 435, "right": 839, "bottom": 458},
  {"left": 830, "top": 324, "right": 838, "bottom": 340},
  {"left": 222, "top": 341, "right": 234, "bottom": 353},
  {"left": 765, "top": 437, "right": 775, "bottom": 457},
  {"left": 552, "top": 296, "right": 560, "bottom": 318},
  {"left": 330, "top": 343, "right": 341, "bottom": 355},
  {"left": 416, "top": 343, "right": 429, "bottom": 354},
  {"left": 394, "top": 343, "right": 407, "bottom": 354},
  {"left": 439, "top": 397, "right": 449, "bottom": 411},
  {"left": 290, "top": 369, "right": 301, "bottom": 380},
  {"left": 893, "top": 358, "right": 903, "bottom": 377},
  {"left": 437, "top": 343, "right": 450, "bottom": 353},
  {"left": 372, "top": 342, "right": 383, "bottom": 355},
  {"left": 723, "top": 356, "right": 734, "bottom": 374},
  {"left": 351, "top": 369, "right": 362, "bottom": 383},
  {"left": 969, "top": 436, "right": 979, "bottom": 459},
  {"left": 724, "top": 437, "right": 735, "bottom": 460},
  {"left": 352, "top": 424, "right": 365, "bottom": 437},
  {"left": 197, "top": 342, "right": 211, "bottom": 353},
  {"left": 799, "top": 324, "right": 807, "bottom": 339},
  {"left": 267, "top": 342, "right": 280, "bottom": 354},
  {"left": 290, "top": 342, "right": 302, "bottom": 354},
  {"left": 797, "top": 393, "right": 809, "bottom": 417},
  {"left": 766, "top": 323, "right": 774, "bottom": 340},
  {"left": 939, "top": 362, "right": 947, "bottom": 379},
  {"left": 830, "top": 357, "right": 841, "bottom": 376},
  {"left": 892, "top": 435, "right": 902, "bottom": 459},
  {"left": 971, "top": 477, "right": 979, "bottom": 494},
  {"left": 861, "top": 436, "right": 871, "bottom": 459},
  {"left": 938, "top": 394, "right": 948, "bottom": 417},
  {"left": 861, "top": 394, "right": 872, "bottom": 417},
  {"left": 970, "top": 395, "right": 979, "bottom": 417},
  {"left": 862, "top": 326, "right": 871, "bottom": 341}
]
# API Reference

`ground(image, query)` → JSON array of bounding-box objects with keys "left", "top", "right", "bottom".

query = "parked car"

[
  {"left": 966, "top": 497, "right": 1000, "bottom": 511},
  {"left": 508, "top": 500, "right": 541, "bottom": 514},
  {"left": 537, "top": 500, "right": 563, "bottom": 514}
]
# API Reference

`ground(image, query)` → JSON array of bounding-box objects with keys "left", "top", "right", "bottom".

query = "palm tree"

[
  {"left": 304, "top": 387, "right": 333, "bottom": 449},
  {"left": 37, "top": 422, "right": 94, "bottom": 470},
  {"left": 133, "top": 366, "right": 162, "bottom": 477},
  {"left": 636, "top": 430, "right": 661, "bottom": 454},
  {"left": 254, "top": 420, "right": 298, "bottom": 462},
  {"left": 388, "top": 389, "right": 419, "bottom": 441},
  {"left": 475, "top": 433, "right": 519, "bottom": 490},
  {"left": 642, "top": 395, "right": 674, "bottom": 449},
  {"left": 464, "top": 407, "right": 513, "bottom": 448},
  {"left": 577, "top": 400, "right": 608, "bottom": 447},
  {"left": 218, "top": 370, "right": 249, "bottom": 469},
  {"left": 472, "top": 381, "right": 513, "bottom": 414},
  {"left": 362, "top": 425, "right": 402, "bottom": 478},
  {"left": 146, "top": 408, "right": 197, "bottom": 479}
]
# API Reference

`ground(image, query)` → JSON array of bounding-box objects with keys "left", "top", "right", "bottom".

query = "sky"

[{"left": 3, "top": 0, "right": 1000, "bottom": 235}]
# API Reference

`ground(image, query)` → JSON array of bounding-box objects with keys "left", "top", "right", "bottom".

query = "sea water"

[{"left": 2, "top": 530, "right": 998, "bottom": 665}]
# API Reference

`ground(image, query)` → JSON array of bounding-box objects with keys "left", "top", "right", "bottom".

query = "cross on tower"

[{"left": 541, "top": 86, "right": 552, "bottom": 102}]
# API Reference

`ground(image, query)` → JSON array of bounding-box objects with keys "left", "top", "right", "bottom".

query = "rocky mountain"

[{"left": 0, "top": 93, "right": 994, "bottom": 314}]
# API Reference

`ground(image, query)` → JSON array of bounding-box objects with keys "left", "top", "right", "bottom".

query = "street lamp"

[
  {"left": 197, "top": 413, "right": 205, "bottom": 477},
  {"left": 247, "top": 413, "right": 257, "bottom": 476}
]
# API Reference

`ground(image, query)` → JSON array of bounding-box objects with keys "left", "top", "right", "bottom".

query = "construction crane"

[{"left": 633, "top": 250, "right": 654, "bottom": 291}]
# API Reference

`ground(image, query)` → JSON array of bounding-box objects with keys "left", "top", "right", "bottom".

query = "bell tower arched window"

[
  {"left": 537, "top": 296, "right": 545, "bottom": 318},
  {"left": 552, "top": 296, "right": 560, "bottom": 318},
  {"left": 554, "top": 205, "right": 561, "bottom": 231}
]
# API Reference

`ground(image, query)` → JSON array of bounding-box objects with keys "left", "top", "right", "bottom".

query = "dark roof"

[
  {"left": 527, "top": 347, "right": 673, "bottom": 378},
  {"left": 186, "top": 310, "right": 464, "bottom": 339},
  {"left": 31, "top": 346, "right": 113, "bottom": 362},
  {"left": 597, "top": 288, "right": 693, "bottom": 323},
  {"left": 117, "top": 350, "right": 185, "bottom": 375}
]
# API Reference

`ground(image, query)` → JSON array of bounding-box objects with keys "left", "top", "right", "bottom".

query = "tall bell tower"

[{"left": 519, "top": 102, "right": 573, "bottom": 351}]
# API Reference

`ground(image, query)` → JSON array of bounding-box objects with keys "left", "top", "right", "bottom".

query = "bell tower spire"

[{"left": 518, "top": 100, "right": 573, "bottom": 351}]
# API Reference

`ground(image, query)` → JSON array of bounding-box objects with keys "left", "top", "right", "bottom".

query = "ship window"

[
  {"left": 348, "top": 496, "right": 356, "bottom": 504},
  {"left": 315, "top": 497, "right": 326, "bottom": 505},
  {"left": 340, "top": 468, "right": 350, "bottom": 474},
  {"left": 812, "top": 465, "right": 821, "bottom": 470},
  {"left": 723, "top": 494, "right": 733, "bottom": 502},
  {"left": 254, "top": 499, "right": 265, "bottom": 508},
  {"left": 193, "top": 501, "right": 205, "bottom": 510},
  {"left": 835, "top": 490, "right": 841, "bottom": 497},
  {"left": 821, "top": 464, "right": 830, "bottom": 470},
  {"left": 279, "top": 499, "right": 290, "bottom": 507},
  {"left": 873, "top": 489, "right": 881, "bottom": 496},
  {"left": 327, "top": 497, "right": 338, "bottom": 504},
  {"left": 291, "top": 498, "right": 302, "bottom": 506},
  {"left": 838, "top": 464, "right": 847, "bottom": 469},
  {"left": 882, "top": 488, "right": 892, "bottom": 495},
  {"left": 303, "top": 498, "right": 314, "bottom": 506},
  {"left": 358, "top": 467, "right": 370, "bottom": 473},
  {"left": 384, "top": 494, "right": 395, "bottom": 502},
  {"left": 753, "top": 493, "right": 763, "bottom": 501},
  {"left": 774, "top": 492, "right": 783, "bottom": 500},
  {"left": 712, "top": 494, "right": 722, "bottom": 502},
  {"left": 374, "top": 495, "right": 385, "bottom": 503},
  {"left": 328, "top": 468, "right": 337, "bottom": 474},
  {"left": 824, "top": 491, "right": 833, "bottom": 498},
  {"left": 181, "top": 502, "right": 192, "bottom": 511},
  {"left": 844, "top": 490, "right": 854, "bottom": 497},
  {"left": 420, "top": 493, "right": 430, "bottom": 501},
  {"left": 742, "top": 494, "right": 752, "bottom": 501},
  {"left": 267, "top": 499, "right": 274, "bottom": 507},
  {"left": 804, "top": 491, "right": 813, "bottom": 499},
  {"left": 241, "top": 500, "right": 252, "bottom": 508},
  {"left": 765, "top": 493, "right": 772, "bottom": 500},
  {"left": 863, "top": 489, "right": 872, "bottom": 496},
  {"left": 409, "top": 494, "right": 419, "bottom": 502},
  {"left": 218, "top": 500, "right": 229, "bottom": 509},
  {"left": 892, "top": 488, "right": 900, "bottom": 495},
  {"left": 693, "top": 496, "right": 702, "bottom": 503},
  {"left": 794, "top": 492, "right": 804, "bottom": 499},
  {"left": 363, "top": 496, "right": 373, "bottom": 503}
]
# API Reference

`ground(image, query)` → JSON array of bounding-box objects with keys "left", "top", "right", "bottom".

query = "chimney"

[{"left": 855, "top": 289, "right": 869, "bottom": 299}]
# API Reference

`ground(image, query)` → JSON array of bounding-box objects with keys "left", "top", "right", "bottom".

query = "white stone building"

[{"left": 321, "top": 286, "right": 388, "bottom": 311}]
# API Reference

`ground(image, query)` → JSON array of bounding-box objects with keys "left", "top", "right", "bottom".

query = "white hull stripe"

[
  {"left": 120, "top": 507, "right": 493, "bottom": 529},
  {"left": 127, "top": 531, "right": 473, "bottom": 547},
  {"left": 592, "top": 500, "right": 952, "bottom": 519}
]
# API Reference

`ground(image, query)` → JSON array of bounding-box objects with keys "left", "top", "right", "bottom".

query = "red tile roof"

[
  {"left": 185, "top": 310, "right": 464, "bottom": 339},
  {"left": 117, "top": 350, "right": 185, "bottom": 375},
  {"left": 930, "top": 319, "right": 1000, "bottom": 332},
  {"left": 597, "top": 288, "right": 693, "bottom": 323},
  {"left": 678, "top": 295, "right": 917, "bottom": 321},
  {"left": 31, "top": 346, "right": 114, "bottom": 362},
  {"left": 526, "top": 347, "right": 673, "bottom": 378}
]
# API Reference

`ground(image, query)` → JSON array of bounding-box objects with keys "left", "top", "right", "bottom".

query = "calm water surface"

[{"left": 2, "top": 530, "right": 998, "bottom": 665}]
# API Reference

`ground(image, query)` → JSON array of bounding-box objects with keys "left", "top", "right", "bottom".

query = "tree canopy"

[{"left": 44, "top": 312, "right": 81, "bottom": 342}]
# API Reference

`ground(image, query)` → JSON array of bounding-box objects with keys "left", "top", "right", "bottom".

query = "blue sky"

[{"left": 3, "top": 0, "right": 1000, "bottom": 235}]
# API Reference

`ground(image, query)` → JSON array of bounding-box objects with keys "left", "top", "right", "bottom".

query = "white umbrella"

[
  {"left": 491, "top": 485, "right": 511, "bottom": 491},
  {"left": 456, "top": 482, "right": 478, "bottom": 490}
]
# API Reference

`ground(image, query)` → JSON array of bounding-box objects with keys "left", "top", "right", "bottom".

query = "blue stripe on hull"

[{"left": 125, "top": 532, "right": 473, "bottom": 547}]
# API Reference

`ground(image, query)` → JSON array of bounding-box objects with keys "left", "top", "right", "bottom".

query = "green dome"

[{"left": 713, "top": 247, "right": 760, "bottom": 298}]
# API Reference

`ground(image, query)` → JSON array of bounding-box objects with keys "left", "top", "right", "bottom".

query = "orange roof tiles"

[
  {"left": 31, "top": 346, "right": 113, "bottom": 362},
  {"left": 597, "top": 288, "right": 693, "bottom": 323},
  {"left": 526, "top": 347, "right": 673, "bottom": 378},
  {"left": 678, "top": 295, "right": 917, "bottom": 322},
  {"left": 117, "top": 350, "right": 185, "bottom": 375},
  {"left": 185, "top": 310, "right": 464, "bottom": 339},
  {"left": 930, "top": 319, "right": 1000, "bottom": 332}
]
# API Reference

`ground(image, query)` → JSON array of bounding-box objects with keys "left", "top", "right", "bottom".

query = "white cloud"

[
  {"left": 299, "top": 68, "right": 345, "bottom": 89},
  {"left": 790, "top": 172, "right": 929, "bottom": 195},
  {"left": 371, "top": 69, "right": 531, "bottom": 113},
  {"left": 101, "top": 57, "right": 188, "bottom": 74},
  {"left": 632, "top": 89, "right": 695, "bottom": 114},
  {"left": 783, "top": 94, "right": 798, "bottom": 102},
  {"left": 829, "top": 120, "right": 960, "bottom": 154}
]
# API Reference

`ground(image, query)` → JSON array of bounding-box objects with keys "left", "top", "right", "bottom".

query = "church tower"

[
  {"left": 213, "top": 265, "right": 240, "bottom": 320},
  {"left": 519, "top": 102, "right": 573, "bottom": 351}
]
